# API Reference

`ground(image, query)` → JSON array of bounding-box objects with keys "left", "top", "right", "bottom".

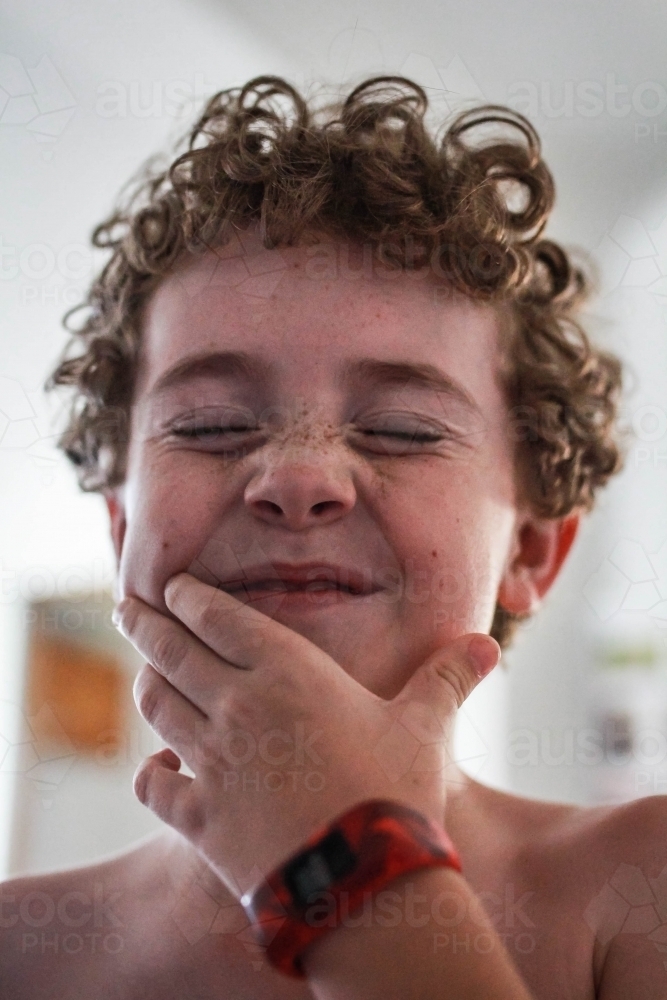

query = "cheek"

[
  {"left": 387, "top": 478, "right": 516, "bottom": 631},
  {"left": 117, "top": 455, "right": 225, "bottom": 612},
  {"left": 460, "top": 512, "right": 511, "bottom": 603}
]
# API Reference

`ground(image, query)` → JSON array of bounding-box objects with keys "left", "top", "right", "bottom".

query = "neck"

[{"left": 160, "top": 766, "right": 480, "bottom": 901}]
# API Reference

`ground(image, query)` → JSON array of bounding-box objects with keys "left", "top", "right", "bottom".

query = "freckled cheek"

[
  {"left": 385, "top": 483, "right": 505, "bottom": 632},
  {"left": 382, "top": 511, "right": 471, "bottom": 605},
  {"left": 118, "top": 459, "right": 227, "bottom": 609}
]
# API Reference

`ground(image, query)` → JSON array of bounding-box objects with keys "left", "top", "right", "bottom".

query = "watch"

[{"left": 240, "top": 798, "right": 462, "bottom": 978}]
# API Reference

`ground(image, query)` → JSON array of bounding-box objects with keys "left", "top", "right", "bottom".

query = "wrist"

[
  {"left": 301, "top": 865, "right": 467, "bottom": 976},
  {"left": 302, "top": 866, "right": 535, "bottom": 1000},
  {"left": 241, "top": 798, "right": 461, "bottom": 978}
]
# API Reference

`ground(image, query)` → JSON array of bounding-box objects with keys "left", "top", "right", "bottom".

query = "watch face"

[{"left": 284, "top": 828, "right": 358, "bottom": 907}]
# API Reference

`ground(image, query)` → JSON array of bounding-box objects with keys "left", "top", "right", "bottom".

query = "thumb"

[{"left": 397, "top": 633, "right": 501, "bottom": 713}]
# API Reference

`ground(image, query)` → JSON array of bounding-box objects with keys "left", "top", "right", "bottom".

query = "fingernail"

[{"left": 468, "top": 635, "right": 500, "bottom": 678}]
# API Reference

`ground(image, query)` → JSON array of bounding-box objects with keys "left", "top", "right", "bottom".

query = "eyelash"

[
  {"left": 172, "top": 426, "right": 251, "bottom": 438},
  {"left": 359, "top": 429, "right": 443, "bottom": 443},
  {"left": 171, "top": 426, "right": 444, "bottom": 444}
]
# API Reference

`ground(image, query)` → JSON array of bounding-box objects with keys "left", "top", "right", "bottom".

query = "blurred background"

[{"left": 1, "top": 0, "right": 667, "bottom": 879}]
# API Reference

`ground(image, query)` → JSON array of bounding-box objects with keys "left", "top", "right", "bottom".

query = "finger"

[
  {"left": 430, "top": 633, "right": 500, "bottom": 709},
  {"left": 155, "top": 747, "right": 182, "bottom": 769},
  {"left": 164, "top": 572, "right": 327, "bottom": 673},
  {"left": 133, "top": 749, "right": 202, "bottom": 838},
  {"left": 134, "top": 663, "right": 207, "bottom": 771},
  {"left": 397, "top": 632, "right": 501, "bottom": 716},
  {"left": 116, "top": 595, "right": 244, "bottom": 712}
]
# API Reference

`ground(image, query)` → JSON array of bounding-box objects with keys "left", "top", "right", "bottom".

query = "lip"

[{"left": 217, "top": 561, "right": 380, "bottom": 599}]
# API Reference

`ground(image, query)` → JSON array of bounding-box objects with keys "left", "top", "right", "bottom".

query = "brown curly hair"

[{"left": 46, "top": 75, "right": 623, "bottom": 647}]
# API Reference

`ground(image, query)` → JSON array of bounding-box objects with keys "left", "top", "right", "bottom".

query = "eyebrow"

[
  {"left": 146, "top": 351, "right": 272, "bottom": 397},
  {"left": 343, "top": 358, "right": 481, "bottom": 413},
  {"left": 147, "top": 350, "right": 480, "bottom": 413}
]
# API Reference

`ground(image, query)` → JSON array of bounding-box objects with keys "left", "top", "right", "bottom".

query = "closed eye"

[
  {"left": 171, "top": 425, "right": 443, "bottom": 442},
  {"left": 359, "top": 429, "right": 444, "bottom": 443},
  {"left": 171, "top": 425, "right": 252, "bottom": 438},
  {"left": 169, "top": 425, "right": 453, "bottom": 452}
]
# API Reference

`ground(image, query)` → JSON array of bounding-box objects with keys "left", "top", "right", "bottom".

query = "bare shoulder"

[
  {"left": 485, "top": 784, "right": 667, "bottom": 891},
  {"left": 471, "top": 784, "right": 667, "bottom": 998},
  {"left": 574, "top": 795, "right": 667, "bottom": 999},
  {"left": 0, "top": 831, "right": 172, "bottom": 999},
  {"left": 559, "top": 792, "right": 667, "bottom": 894},
  {"left": 508, "top": 791, "right": 667, "bottom": 999},
  {"left": 584, "top": 792, "right": 667, "bottom": 860},
  {"left": 464, "top": 777, "right": 617, "bottom": 858}
]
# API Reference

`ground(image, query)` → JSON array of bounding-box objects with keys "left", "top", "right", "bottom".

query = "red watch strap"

[{"left": 241, "top": 798, "right": 462, "bottom": 978}]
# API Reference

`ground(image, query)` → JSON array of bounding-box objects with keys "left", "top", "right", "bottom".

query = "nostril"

[
  {"left": 254, "top": 500, "right": 283, "bottom": 516},
  {"left": 312, "top": 500, "right": 340, "bottom": 515}
]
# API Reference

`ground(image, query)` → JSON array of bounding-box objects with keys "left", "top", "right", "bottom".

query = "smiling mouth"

[{"left": 223, "top": 580, "right": 363, "bottom": 596}]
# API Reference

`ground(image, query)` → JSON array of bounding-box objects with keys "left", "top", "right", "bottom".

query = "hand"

[{"left": 113, "top": 573, "right": 499, "bottom": 899}]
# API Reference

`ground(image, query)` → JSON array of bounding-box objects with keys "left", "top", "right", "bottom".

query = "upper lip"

[{"left": 217, "top": 562, "right": 380, "bottom": 596}]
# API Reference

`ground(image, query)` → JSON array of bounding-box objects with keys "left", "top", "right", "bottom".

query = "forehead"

[{"left": 138, "top": 232, "right": 504, "bottom": 399}]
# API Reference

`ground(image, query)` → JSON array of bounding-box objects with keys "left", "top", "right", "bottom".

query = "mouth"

[
  {"left": 224, "top": 580, "right": 361, "bottom": 594},
  {"left": 215, "top": 563, "right": 381, "bottom": 605}
]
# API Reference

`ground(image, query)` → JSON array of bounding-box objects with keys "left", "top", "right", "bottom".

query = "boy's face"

[{"left": 110, "top": 233, "right": 542, "bottom": 698}]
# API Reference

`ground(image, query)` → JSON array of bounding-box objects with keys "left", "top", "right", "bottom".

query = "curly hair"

[{"left": 46, "top": 75, "right": 623, "bottom": 647}]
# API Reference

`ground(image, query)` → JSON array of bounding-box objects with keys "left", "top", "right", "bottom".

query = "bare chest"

[
  {"left": 126, "top": 860, "right": 598, "bottom": 1000},
  {"left": 6, "top": 830, "right": 601, "bottom": 1000}
]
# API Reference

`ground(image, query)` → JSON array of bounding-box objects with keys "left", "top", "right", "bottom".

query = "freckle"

[{"left": 432, "top": 550, "right": 437, "bottom": 557}]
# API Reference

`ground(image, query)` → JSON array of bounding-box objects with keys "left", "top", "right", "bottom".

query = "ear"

[
  {"left": 496, "top": 511, "right": 580, "bottom": 616},
  {"left": 104, "top": 488, "right": 127, "bottom": 567}
]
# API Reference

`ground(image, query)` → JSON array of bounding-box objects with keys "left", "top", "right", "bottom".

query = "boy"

[{"left": 1, "top": 75, "right": 665, "bottom": 998}]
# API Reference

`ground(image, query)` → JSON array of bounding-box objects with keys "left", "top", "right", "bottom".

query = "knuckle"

[
  {"left": 134, "top": 669, "right": 160, "bottom": 724},
  {"left": 119, "top": 597, "right": 139, "bottom": 634},
  {"left": 199, "top": 591, "right": 223, "bottom": 633},
  {"left": 221, "top": 688, "right": 257, "bottom": 731},
  {"left": 152, "top": 630, "right": 188, "bottom": 676},
  {"left": 133, "top": 761, "right": 151, "bottom": 804},
  {"left": 432, "top": 660, "right": 470, "bottom": 707}
]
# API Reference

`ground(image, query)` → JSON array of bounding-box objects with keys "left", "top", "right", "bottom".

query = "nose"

[{"left": 244, "top": 455, "right": 357, "bottom": 530}]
